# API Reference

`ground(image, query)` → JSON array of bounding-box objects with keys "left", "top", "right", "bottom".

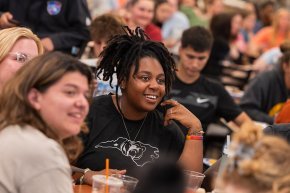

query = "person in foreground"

[
  {"left": 0, "top": 27, "right": 43, "bottom": 93},
  {"left": 0, "top": 52, "right": 93, "bottom": 193},
  {"left": 75, "top": 26, "right": 203, "bottom": 184},
  {"left": 220, "top": 124, "right": 290, "bottom": 193}
]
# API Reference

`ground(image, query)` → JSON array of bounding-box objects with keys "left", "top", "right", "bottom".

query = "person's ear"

[
  {"left": 27, "top": 88, "right": 42, "bottom": 110},
  {"left": 120, "top": 80, "right": 126, "bottom": 89}
]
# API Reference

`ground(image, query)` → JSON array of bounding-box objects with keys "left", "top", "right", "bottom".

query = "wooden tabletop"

[
  {"left": 73, "top": 185, "right": 92, "bottom": 193},
  {"left": 73, "top": 184, "right": 206, "bottom": 193}
]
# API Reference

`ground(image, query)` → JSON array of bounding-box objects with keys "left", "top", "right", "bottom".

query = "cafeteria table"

[{"left": 73, "top": 185, "right": 92, "bottom": 193}]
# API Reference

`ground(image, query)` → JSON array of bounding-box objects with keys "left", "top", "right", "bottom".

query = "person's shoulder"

[
  {"left": 0, "top": 125, "right": 67, "bottom": 164},
  {"left": 91, "top": 95, "right": 112, "bottom": 106},
  {"left": 180, "top": 5, "right": 193, "bottom": 13},
  {"left": 201, "top": 76, "right": 225, "bottom": 89},
  {"left": 255, "top": 26, "right": 273, "bottom": 35},
  {"left": 89, "top": 95, "right": 119, "bottom": 118},
  {"left": 146, "top": 23, "right": 161, "bottom": 32},
  {"left": 259, "top": 47, "right": 281, "bottom": 64},
  {"left": 253, "top": 66, "right": 282, "bottom": 83},
  {"left": 173, "top": 11, "right": 189, "bottom": 22},
  {"left": 0, "top": 125, "right": 71, "bottom": 193},
  {"left": 260, "top": 47, "right": 281, "bottom": 58},
  {"left": 164, "top": 11, "right": 190, "bottom": 29}
]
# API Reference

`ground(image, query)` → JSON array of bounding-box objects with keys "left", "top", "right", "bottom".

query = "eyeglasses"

[{"left": 7, "top": 52, "right": 32, "bottom": 63}]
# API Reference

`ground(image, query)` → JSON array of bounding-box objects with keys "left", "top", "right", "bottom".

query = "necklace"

[
  {"left": 118, "top": 99, "right": 147, "bottom": 141},
  {"left": 120, "top": 113, "right": 147, "bottom": 141}
]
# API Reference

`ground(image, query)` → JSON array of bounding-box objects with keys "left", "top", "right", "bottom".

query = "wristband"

[
  {"left": 187, "top": 129, "right": 204, "bottom": 136},
  {"left": 186, "top": 135, "right": 203, "bottom": 140},
  {"left": 79, "top": 168, "right": 91, "bottom": 184}
]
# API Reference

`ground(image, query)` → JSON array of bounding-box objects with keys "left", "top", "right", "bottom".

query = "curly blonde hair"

[{"left": 222, "top": 125, "right": 290, "bottom": 193}]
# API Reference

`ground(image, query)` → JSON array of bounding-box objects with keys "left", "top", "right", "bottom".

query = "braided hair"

[{"left": 96, "top": 26, "right": 176, "bottom": 95}]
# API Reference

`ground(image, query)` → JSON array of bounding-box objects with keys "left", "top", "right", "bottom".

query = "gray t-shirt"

[{"left": 0, "top": 125, "right": 73, "bottom": 193}]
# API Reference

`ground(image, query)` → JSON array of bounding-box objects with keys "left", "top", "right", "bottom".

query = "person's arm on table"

[
  {"left": 161, "top": 99, "right": 203, "bottom": 172},
  {"left": 71, "top": 166, "right": 126, "bottom": 185}
]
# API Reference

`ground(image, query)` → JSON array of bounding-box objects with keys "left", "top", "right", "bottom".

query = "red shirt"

[
  {"left": 275, "top": 99, "right": 290, "bottom": 123},
  {"left": 145, "top": 23, "right": 162, "bottom": 42}
]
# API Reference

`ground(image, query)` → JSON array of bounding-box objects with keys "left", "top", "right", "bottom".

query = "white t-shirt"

[{"left": 0, "top": 125, "right": 73, "bottom": 193}]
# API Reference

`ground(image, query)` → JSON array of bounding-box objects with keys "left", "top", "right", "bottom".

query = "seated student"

[
  {"left": 125, "top": 0, "right": 162, "bottom": 41},
  {"left": 202, "top": 12, "right": 245, "bottom": 81},
  {"left": 0, "top": 27, "right": 43, "bottom": 92},
  {"left": 240, "top": 41, "right": 290, "bottom": 125},
  {"left": 252, "top": 40, "right": 290, "bottom": 73},
  {"left": 169, "top": 26, "right": 253, "bottom": 135},
  {"left": 221, "top": 125, "right": 290, "bottom": 193},
  {"left": 0, "top": 52, "right": 93, "bottom": 193},
  {"left": 0, "top": 0, "right": 91, "bottom": 56},
  {"left": 75, "top": 27, "right": 203, "bottom": 184},
  {"left": 89, "top": 13, "right": 126, "bottom": 58},
  {"left": 179, "top": 0, "right": 208, "bottom": 28},
  {"left": 158, "top": 0, "right": 190, "bottom": 56},
  {"left": 249, "top": 8, "right": 290, "bottom": 56},
  {"left": 84, "top": 13, "right": 126, "bottom": 96}
]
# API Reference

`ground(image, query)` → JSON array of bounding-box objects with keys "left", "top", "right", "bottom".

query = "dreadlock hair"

[{"left": 96, "top": 26, "right": 176, "bottom": 95}]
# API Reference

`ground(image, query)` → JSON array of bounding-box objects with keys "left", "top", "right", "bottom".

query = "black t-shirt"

[
  {"left": 169, "top": 75, "right": 242, "bottom": 132},
  {"left": 240, "top": 67, "right": 289, "bottom": 124},
  {"left": 76, "top": 95, "right": 184, "bottom": 178}
]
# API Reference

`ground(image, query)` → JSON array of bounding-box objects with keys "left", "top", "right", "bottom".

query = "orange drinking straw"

[
  {"left": 105, "top": 158, "right": 109, "bottom": 193},
  {"left": 106, "top": 158, "right": 109, "bottom": 179}
]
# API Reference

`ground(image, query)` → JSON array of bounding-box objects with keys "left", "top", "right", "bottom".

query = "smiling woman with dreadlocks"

[{"left": 75, "top": 26, "right": 203, "bottom": 185}]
